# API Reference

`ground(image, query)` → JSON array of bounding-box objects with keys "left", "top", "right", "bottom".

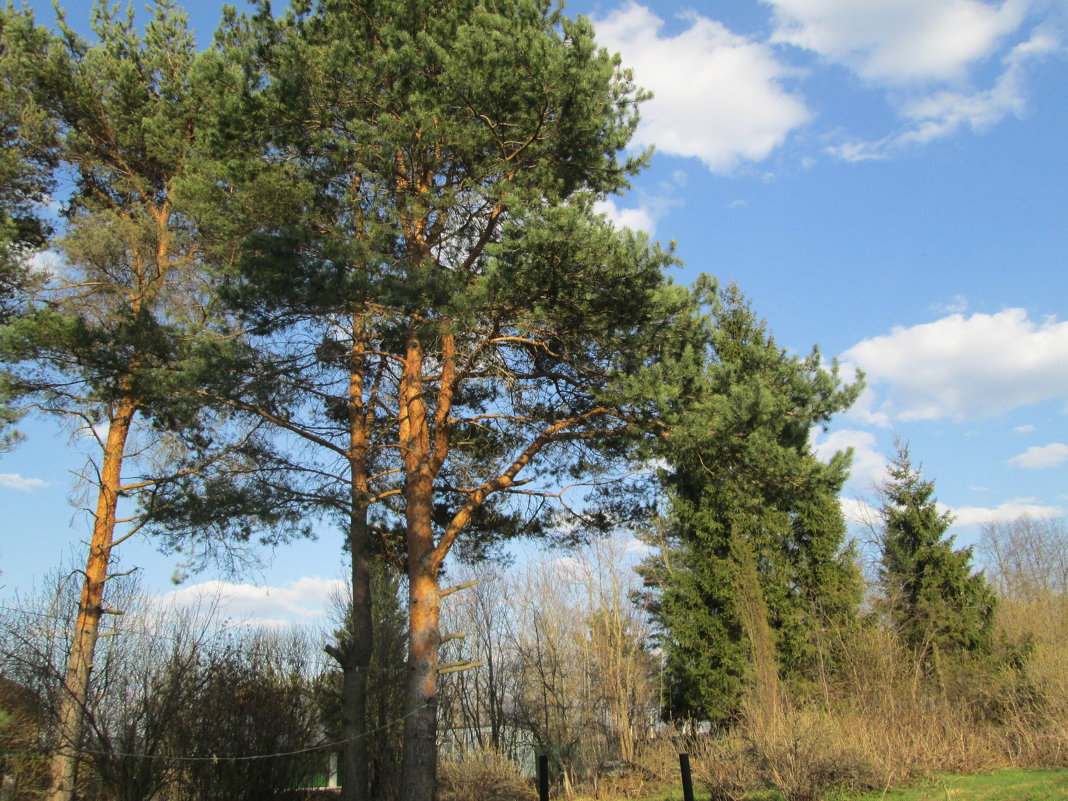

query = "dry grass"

[
  {"left": 437, "top": 748, "right": 537, "bottom": 801},
  {"left": 689, "top": 733, "right": 755, "bottom": 801}
]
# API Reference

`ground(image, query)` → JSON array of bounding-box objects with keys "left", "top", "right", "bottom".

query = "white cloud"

[
  {"left": 1009, "top": 442, "right": 1068, "bottom": 469},
  {"left": 596, "top": 170, "right": 686, "bottom": 235},
  {"left": 826, "top": 26, "right": 1059, "bottom": 159},
  {"left": 594, "top": 2, "right": 811, "bottom": 173},
  {"left": 76, "top": 421, "right": 111, "bottom": 445},
  {"left": 840, "top": 496, "right": 880, "bottom": 527},
  {"left": 812, "top": 428, "right": 888, "bottom": 488},
  {"left": 843, "top": 309, "right": 1068, "bottom": 422},
  {"left": 159, "top": 576, "right": 343, "bottom": 626},
  {"left": 930, "top": 295, "right": 969, "bottom": 315},
  {"left": 1013, "top": 424, "right": 1036, "bottom": 433},
  {"left": 0, "top": 473, "right": 49, "bottom": 492},
  {"left": 595, "top": 198, "right": 657, "bottom": 234},
  {"left": 841, "top": 495, "right": 1064, "bottom": 531},
  {"left": 767, "top": 0, "right": 1029, "bottom": 84},
  {"left": 23, "top": 249, "right": 64, "bottom": 280},
  {"left": 946, "top": 498, "right": 1064, "bottom": 527}
]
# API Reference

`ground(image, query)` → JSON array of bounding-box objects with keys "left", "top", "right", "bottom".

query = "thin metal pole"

[
  {"left": 538, "top": 753, "right": 549, "bottom": 801},
  {"left": 679, "top": 752, "right": 695, "bottom": 801}
]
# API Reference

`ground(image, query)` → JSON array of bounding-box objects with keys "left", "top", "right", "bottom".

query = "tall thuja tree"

[
  {"left": 0, "top": 5, "right": 299, "bottom": 799},
  {"left": 638, "top": 283, "right": 862, "bottom": 724},
  {"left": 206, "top": 1, "right": 691, "bottom": 797},
  {"left": 878, "top": 443, "right": 996, "bottom": 668}
]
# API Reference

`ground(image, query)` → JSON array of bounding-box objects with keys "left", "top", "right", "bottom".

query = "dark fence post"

[
  {"left": 679, "top": 752, "right": 695, "bottom": 801},
  {"left": 538, "top": 753, "right": 549, "bottom": 801}
]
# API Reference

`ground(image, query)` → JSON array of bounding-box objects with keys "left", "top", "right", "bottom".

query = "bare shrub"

[
  {"left": 744, "top": 702, "right": 879, "bottom": 801},
  {"left": 437, "top": 748, "right": 536, "bottom": 801},
  {"left": 0, "top": 678, "right": 49, "bottom": 800},
  {"left": 689, "top": 734, "right": 756, "bottom": 801},
  {"left": 821, "top": 623, "right": 1010, "bottom": 781},
  {"left": 574, "top": 743, "right": 677, "bottom": 801},
  {"left": 632, "top": 734, "right": 682, "bottom": 787}
]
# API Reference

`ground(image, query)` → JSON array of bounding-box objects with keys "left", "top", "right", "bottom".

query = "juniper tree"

[{"left": 638, "top": 284, "right": 863, "bottom": 724}]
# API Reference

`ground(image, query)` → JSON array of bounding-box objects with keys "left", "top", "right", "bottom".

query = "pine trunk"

[
  {"left": 399, "top": 563, "right": 441, "bottom": 801},
  {"left": 48, "top": 398, "right": 135, "bottom": 801},
  {"left": 398, "top": 332, "right": 442, "bottom": 801},
  {"left": 341, "top": 331, "right": 373, "bottom": 801},
  {"left": 340, "top": 506, "right": 372, "bottom": 801}
]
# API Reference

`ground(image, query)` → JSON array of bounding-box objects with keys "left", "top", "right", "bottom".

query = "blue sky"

[{"left": 2, "top": 0, "right": 1066, "bottom": 624}]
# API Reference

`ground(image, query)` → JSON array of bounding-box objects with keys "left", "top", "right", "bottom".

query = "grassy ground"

[
  {"left": 635, "top": 769, "right": 1068, "bottom": 801},
  {"left": 843, "top": 769, "right": 1068, "bottom": 801}
]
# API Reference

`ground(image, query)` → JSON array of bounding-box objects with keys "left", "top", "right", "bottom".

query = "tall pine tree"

[
  {"left": 0, "top": 5, "right": 304, "bottom": 797},
  {"left": 188, "top": 2, "right": 691, "bottom": 797}
]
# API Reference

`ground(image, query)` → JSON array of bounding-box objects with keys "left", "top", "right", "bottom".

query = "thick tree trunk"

[
  {"left": 48, "top": 398, "right": 135, "bottom": 801},
  {"left": 398, "top": 332, "right": 443, "bottom": 801},
  {"left": 340, "top": 332, "right": 373, "bottom": 801},
  {"left": 339, "top": 506, "right": 373, "bottom": 801},
  {"left": 399, "top": 562, "right": 441, "bottom": 801}
]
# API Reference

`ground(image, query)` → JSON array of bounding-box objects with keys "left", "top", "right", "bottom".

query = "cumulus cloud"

[
  {"left": 766, "top": 0, "right": 1029, "bottom": 84},
  {"left": 826, "top": 24, "right": 1059, "bottom": 159},
  {"left": 840, "top": 494, "right": 1063, "bottom": 531},
  {"left": 946, "top": 498, "right": 1064, "bottom": 527},
  {"left": 840, "top": 496, "right": 880, "bottom": 527},
  {"left": 0, "top": 473, "right": 48, "bottom": 492},
  {"left": 841, "top": 493, "right": 1063, "bottom": 531},
  {"left": 23, "top": 249, "right": 64, "bottom": 280},
  {"left": 595, "top": 198, "right": 658, "bottom": 234},
  {"left": 842, "top": 309, "right": 1068, "bottom": 422},
  {"left": 1009, "top": 442, "right": 1068, "bottom": 468},
  {"left": 159, "top": 577, "right": 343, "bottom": 626},
  {"left": 594, "top": 2, "right": 811, "bottom": 173},
  {"left": 812, "top": 428, "right": 888, "bottom": 488}
]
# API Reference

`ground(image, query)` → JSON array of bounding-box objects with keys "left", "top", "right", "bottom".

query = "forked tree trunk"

[{"left": 48, "top": 398, "right": 136, "bottom": 801}]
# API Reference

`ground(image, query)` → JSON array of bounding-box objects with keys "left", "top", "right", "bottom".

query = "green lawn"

[
  {"left": 638, "top": 769, "right": 1068, "bottom": 801},
  {"left": 843, "top": 769, "right": 1068, "bottom": 801}
]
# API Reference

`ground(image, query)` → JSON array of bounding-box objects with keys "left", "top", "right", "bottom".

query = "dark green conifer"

[
  {"left": 878, "top": 443, "right": 996, "bottom": 662},
  {"left": 639, "top": 284, "right": 862, "bottom": 723}
]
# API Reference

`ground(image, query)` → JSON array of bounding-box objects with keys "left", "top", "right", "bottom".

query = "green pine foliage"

[
  {"left": 178, "top": 3, "right": 694, "bottom": 797},
  {"left": 0, "top": 0, "right": 309, "bottom": 549},
  {"left": 639, "top": 284, "right": 863, "bottom": 724},
  {"left": 0, "top": 0, "right": 206, "bottom": 434},
  {"left": 162, "top": 0, "right": 695, "bottom": 556},
  {"left": 0, "top": 5, "right": 57, "bottom": 448},
  {"left": 878, "top": 443, "right": 996, "bottom": 660}
]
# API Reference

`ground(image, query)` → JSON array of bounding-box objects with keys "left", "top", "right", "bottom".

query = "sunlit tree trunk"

[
  {"left": 48, "top": 397, "right": 136, "bottom": 801},
  {"left": 398, "top": 333, "right": 443, "bottom": 801}
]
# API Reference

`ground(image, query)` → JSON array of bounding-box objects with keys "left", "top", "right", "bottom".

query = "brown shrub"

[
  {"left": 437, "top": 748, "right": 536, "bottom": 801},
  {"left": 744, "top": 702, "right": 880, "bottom": 801},
  {"left": 689, "top": 734, "right": 756, "bottom": 801}
]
